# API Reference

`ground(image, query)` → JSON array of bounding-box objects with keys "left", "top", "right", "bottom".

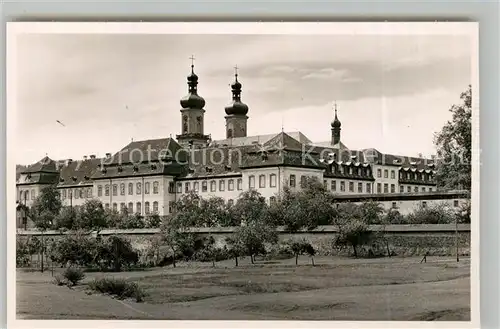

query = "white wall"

[{"left": 373, "top": 164, "right": 399, "bottom": 194}]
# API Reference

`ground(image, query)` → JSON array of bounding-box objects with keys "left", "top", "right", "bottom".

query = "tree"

[
  {"left": 434, "top": 85, "right": 472, "bottom": 191},
  {"left": 231, "top": 190, "right": 269, "bottom": 226},
  {"left": 145, "top": 213, "right": 162, "bottom": 228},
  {"left": 32, "top": 185, "right": 62, "bottom": 219},
  {"left": 225, "top": 235, "right": 245, "bottom": 267},
  {"left": 333, "top": 219, "right": 373, "bottom": 258},
  {"left": 199, "top": 197, "right": 234, "bottom": 227},
  {"left": 287, "top": 238, "right": 316, "bottom": 266},
  {"left": 54, "top": 206, "right": 77, "bottom": 230},
  {"left": 77, "top": 199, "right": 108, "bottom": 233},
  {"left": 358, "top": 200, "right": 385, "bottom": 225}
]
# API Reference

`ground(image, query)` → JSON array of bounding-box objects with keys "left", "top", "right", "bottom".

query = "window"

[
  {"left": 377, "top": 183, "right": 381, "bottom": 193},
  {"left": 429, "top": 187, "right": 433, "bottom": 192},
  {"left": 228, "top": 199, "right": 234, "bottom": 207},
  {"left": 349, "top": 182, "right": 354, "bottom": 192},
  {"left": 259, "top": 175, "right": 266, "bottom": 188},
  {"left": 88, "top": 187, "right": 93, "bottom": 198},
  {"left": 105, "top": 185, "right": 110, "bottom": 196},
  {"left": 177, "top": 183, "right": 182, "bottom": 193},
  {"left": 136, "top": 202, "right": 141, "bottom": 214},
  {"left": 422, "top": 187, "right": 426, "bottom": 192},
  {"left": 98, "top": 185, "right": 103, "bottom": 197},
  {"left": 270, "top": 174, "right": 277, "bottom": 187},
  {"left": 202, "top": 181, "right": 208, "bottom": 192},
  {"left": 414, "top": 186, "right": 418, "bottom": 193},
  {"left": 454, "top": 200, "right": 459, "bottom": 207},
  {"left": 270, "top": 196, "right": 277, "bottom": 205},
  {"left": 112, "top": 184, "right": 117, "bottom": 196},
  {"left": 185, "top": 182, "right": 190, "bottom": 193},
  {"left": 391, "top": 184, "right": 395, "bottom": 193},
  {"left": 348, "top": 167, "right": 352, "bottom": 175},
  {"left": 193, "top": 182, "right": 199, "bottom": 192},
  {"left": 237, "top": 178, "right": 243, "bottom": 190},
  {"left": 249, "top": 175, "right": 255, "bottom": 189},
  {"left": 168, "top": 201, "right": 174, "bottom": 213},
  {"left": 120, "top": 183, "right": 125, "bottom": 195},
  {"left": 79, "top": 189, "right": 84, "bottom": 198},
  {"left": 289, "top": 175, "right": 296, "bottom": 187},
  {"left": 120, "top": 203, "right": 126, "bottom": 213},
  {"left": 384, "top": 170, "right": 388, "bottom": 178},
  {"left": 391, "top": 170, "right": 395, "bottom": 179},
  {"left": 169, "top": 182, "right": 175, "bottom": 193},
  {"left": 31, "top": 190, "right": 35, "bottom": 200},
  {"left": 358, "top": 182, "right": 363, "bottom": 193},
  {"left": 228, "top": 179, "right": 234, "bottom": 191},
  {"left": 392, "top": 202, "right": 397, "bottom": 209},
  {"left": 366, "top": 183, "right": 371, "bottom": 193},
  {"left": 384, "top": 183, "right": 388, "bottom": 193},
  {"left": 112, "top": 203, "right": 117, "bottom": 211},
  {"left": 422, "top": 201, "right": 427, "bottom": 208},
  {"left": 357, "top": 168, "right": 361, "bottom": 176},
  {"left": 377, "top": 169, "right": 382, "bottom": 178},
  {"left": 62, "top": 190, "right": 67, "bottom": 199},
  {"left": 145, "top": 202, "right": 150, "bottom": 214},
  {"left": 340, "top": 181, "right": 345, "bottom": 192},
  {"left": 128, "top": 183, "right": 133, "bottom": 195},
  {"left": 128, "top": 202, "right": 133, "bottom": 213},
  {"left": 153, "top": 181, "right": 159, "bottom": 194},
  {"left": 219, "top": 180, "right": 225, "bottom": 191},
  {"left": 339, "top": 166, "right": 344, "bottom": 174},
  {"left": 153, "top": 201, "right": 159, "bottom": 213},
  {"left": 145, "top": 182, "right": 150, "bottom": 194},
  {"left": 300, "top": 176, "right": 307, "bottom": 187},
  {"left": 324, "top": 180, "right": 327, "bottom": 188},
  {"left": 75, "top": 190, "right": 79, "bottom": 199},
  {"left": 400, "top": 185, "right": 404, "bottom": 193},
  {"left": 210, "top": 181, "right": 216, "bottom": 192},
  {"left": 105, "top": 203, "right": 110, "bottom": 210},
  {"left": 331, "top": 180, "right": 336, "bottom": 191},
  {"left": 136, "top": 182, "right": 142, "bottom": 194}
]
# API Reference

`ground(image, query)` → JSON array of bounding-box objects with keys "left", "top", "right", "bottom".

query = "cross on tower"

[
  {"left": 334, "top": 100, "right": 338, "bottom": 114},
  {"left": 189, "top": 55, "right": 195, "bottom": 66},
  {"left": 234, "top": 64, "right": 239, "bottom": 75}
]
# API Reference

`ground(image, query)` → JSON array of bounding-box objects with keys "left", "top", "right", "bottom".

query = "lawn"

[{"left": 16, "top": 256, "right": 471, "bottom": 321}]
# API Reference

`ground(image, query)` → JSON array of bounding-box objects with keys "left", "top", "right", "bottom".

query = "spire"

[
  {"left": 225, "top": 65, "right": 248, "bottom": 116},
  {"left": 331, "top": 101, "right": 341, "bottom": 128},
  {"left": 180, "top": 55, "right": 205, "bottom": 109},
  {"left": 331, "top": 101, "right": 341, "bottom": 146}
]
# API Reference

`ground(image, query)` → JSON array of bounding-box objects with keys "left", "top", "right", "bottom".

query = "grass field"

[{"left": 16, "top": 256, "right": 471, "bottom": 321}]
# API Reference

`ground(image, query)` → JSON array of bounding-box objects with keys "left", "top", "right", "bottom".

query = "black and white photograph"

[{"left": 7, "top": 22, "right": 479, "bottom": 326}]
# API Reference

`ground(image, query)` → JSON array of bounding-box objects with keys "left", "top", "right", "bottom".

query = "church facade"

[{"left": 16, "top": 63, "right": 447, "bottom": 228}]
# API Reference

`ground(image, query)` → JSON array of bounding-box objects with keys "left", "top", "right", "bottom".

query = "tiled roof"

[
  {"left": 16, "top": 172, "right": 59, "bottom": 185},
  {"left": 107, "top": 137, "right": 184, "bottom": 165},
  {"left": 58, "top": 158, "right": 103, "bottom": 187},
  {"left": 91, "top": 161, "right": 186, "bottom": 180},
  {"left": 212, "top": 131, "right": 312, "bottom": 147},
  {"left": 21, "top": 156, "right": 58, "bottom": 174}
]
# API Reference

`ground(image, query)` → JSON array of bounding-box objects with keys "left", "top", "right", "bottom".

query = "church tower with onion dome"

[
  {"left": 224, "top": 66, "right": 249, "bottom": 139},
  {"left": 331, "top": 102, "right": 342, "bottom": 146},
  {"left": 176, "top": 56, "right": 210, "bottom": 149}
]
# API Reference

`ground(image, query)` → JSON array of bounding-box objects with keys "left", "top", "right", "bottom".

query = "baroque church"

[{"left": 16, "top": 62, "right": 441, "bottom": 227}]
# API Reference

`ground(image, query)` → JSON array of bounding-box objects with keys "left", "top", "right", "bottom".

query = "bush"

[
  {"left": 53, "top": 274, "right": 67, "bottom": 286},
  {"left": 88, "top": 277, "right": 146, "bottom": 302},
  {"left": 406, "top": 204, "right": 454, "bottom": 224},
  {"left": 63, "top": 267, "right": 85, "bottom": 286},
  {"left": 95, "top": 236, "right": 139, "bottom": 272}
]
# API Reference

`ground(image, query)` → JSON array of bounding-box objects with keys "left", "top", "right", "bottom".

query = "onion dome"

[
  {"left": 331, "top": 104, "right": 341, "bottom": 128},
  {"left": 225, "top": 70, "right": 249, "bottom": 116},
  {"left": 180, "top": 64, "right": 206, "bottom": 109}
]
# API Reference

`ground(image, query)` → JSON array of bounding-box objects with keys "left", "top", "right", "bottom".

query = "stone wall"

[{"left": 17, "top": 224, "right": 471, "bottom": 259}]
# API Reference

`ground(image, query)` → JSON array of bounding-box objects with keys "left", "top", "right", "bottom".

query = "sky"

[{"left": 14, "top": 32, "right": 472, "bottom": 165}]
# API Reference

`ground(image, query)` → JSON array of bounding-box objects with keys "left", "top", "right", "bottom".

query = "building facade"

[{"left": 16, "top": 63, "right": 447, "bottom": 227}]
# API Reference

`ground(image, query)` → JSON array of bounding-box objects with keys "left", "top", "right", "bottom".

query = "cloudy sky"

[{"left": 14, "top": 30, "right": 472, "bottom": 164}]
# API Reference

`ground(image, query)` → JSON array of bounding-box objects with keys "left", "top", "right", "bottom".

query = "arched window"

[
  {"left": 153, "top": 181, "right": 159, "bottom": 194},
  {"left": 145, "top": 202, "right": 150, "bottom": 214},
  {"left": 210, "top": 180, "right": 216, "bottom": 192},
  {"left": 120, "top": 183, "right": 125, "bottom": 195},
  {"left": 62, "top": 190, "right": 67, "bottom": 199},
  {"left": 136, "top": 202, "right": 142, "bottom": 215},
  {"left": 237, "top": 178, "right": 243, "bottom": 190},
  {"left": 227, "top": 129, "right": 233, "bottom": 138},
  {"left": 136, "top": 182, "right": 142, "bottom": 194},
  {"left": 153, "top": 201, "right": 159, "bottom": 213},
  {"left": 145, "top": 182, "right": 150, "bottom": 194},
  {"left": 270, "top": 196, "right": 277, "bottom": 205},
  {"left": 31, "top": 189, "right": 35, "bottom": 200},
  {"left": 105, "top": 185, "right": 110, "bottom": 196},
  {"left": 248, "top": 175, "right": 255, "bottom": 189},
  {"left": 202, "top": 181, "right": 208, "bottom": 192},
  {"left": 128, "top": 202, "right": 133, "bottom": 213},
  {"left": 228, "top": 179, "right": 234, "bottom": 191},
  {"left": 97, "top": 185, "right": 103, "bottom": 197},
  {"left": 24, "top": 190, "right": 29, "bottom": 201},
  {"left": 128, "top": 183, "right": 133, "bottom": 195},
  {"left": 289, "top": 175, "right": 296, "bottom": 187},
  {"left": 228, "top": 199, "right": 234, "bottom": 207},
  {"left": 112, "top": 203, "right": 117, "bottom": 211},
  {"left": 112, "top": 184, "right": 117, "bottom": 196},
  {"left": 219, "top": 180, "right": 225, "bottom": 191},
  {"left": 193, "top": 182, "right": 199, "bottom": 192},
  {"left": 259, "top": 175, "right": 266, "bottom": 188},
  {"left": 270, "top": 174, "right": 277, "bottom": 187},
  {"left": 120, "top": 203, "right": 126, "bottom": 214}
]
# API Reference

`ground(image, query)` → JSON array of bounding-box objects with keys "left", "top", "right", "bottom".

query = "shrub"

[
  {"left": 88, "top": 277, "right": 146, "bottom": 302},
  {"left": 406, "top": 204, "right": 454, "bottom": 224},
  {"left": 95, "top": 236, "right": 139, "bottom": 272},
  {"left": 53, "top": 274, "right": 67, "bottom": 286},
  {"left": 63, "top": 267, "right": 85, "bottom": 286}
]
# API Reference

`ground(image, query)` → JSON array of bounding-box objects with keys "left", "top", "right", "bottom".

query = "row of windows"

[
  {"left": 332, "top": 166, "right": 371, "bottom": 177},
  {"left": 377, "top": 168, "right": 397, "bottom": 179},
  {"left": 248, "top": 174, "right": 278, "bottom": 189},
  {"left": 18, "top": 190, "right": 35, "bottom": 201},
  {"left": 61, "top": 187, "right": 93, "bottom": 200},
  {"left": 391, "top": 200, "right": 459, "bottom": 209},
  {"left": 177, "top": 178, "right": 244, "bottom": 194},
  {"left": 97, "top": 181, "right": 164, "bottom": 197},
  {"left": 324, "top": 180, "right": 372, "bottom": 194},
  {"left": 105, "top": 201, "right": 162, "bottom": 215},
  {"left": 400, "top": 172, "right": 433, "bottom": 181},
  {"left": 399, "top": 185, "right": 434, "bottom": 193}
]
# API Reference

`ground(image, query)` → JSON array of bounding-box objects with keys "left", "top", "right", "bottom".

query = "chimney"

[
  {"left": 106, "top": 153, "right": 111, "bottom": 159},
  {"left": 90, "top": 155, "right": 96, "bottom": 159},
  {"left": 83, "top": 155, "right": 88, "bottom": 161}
]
